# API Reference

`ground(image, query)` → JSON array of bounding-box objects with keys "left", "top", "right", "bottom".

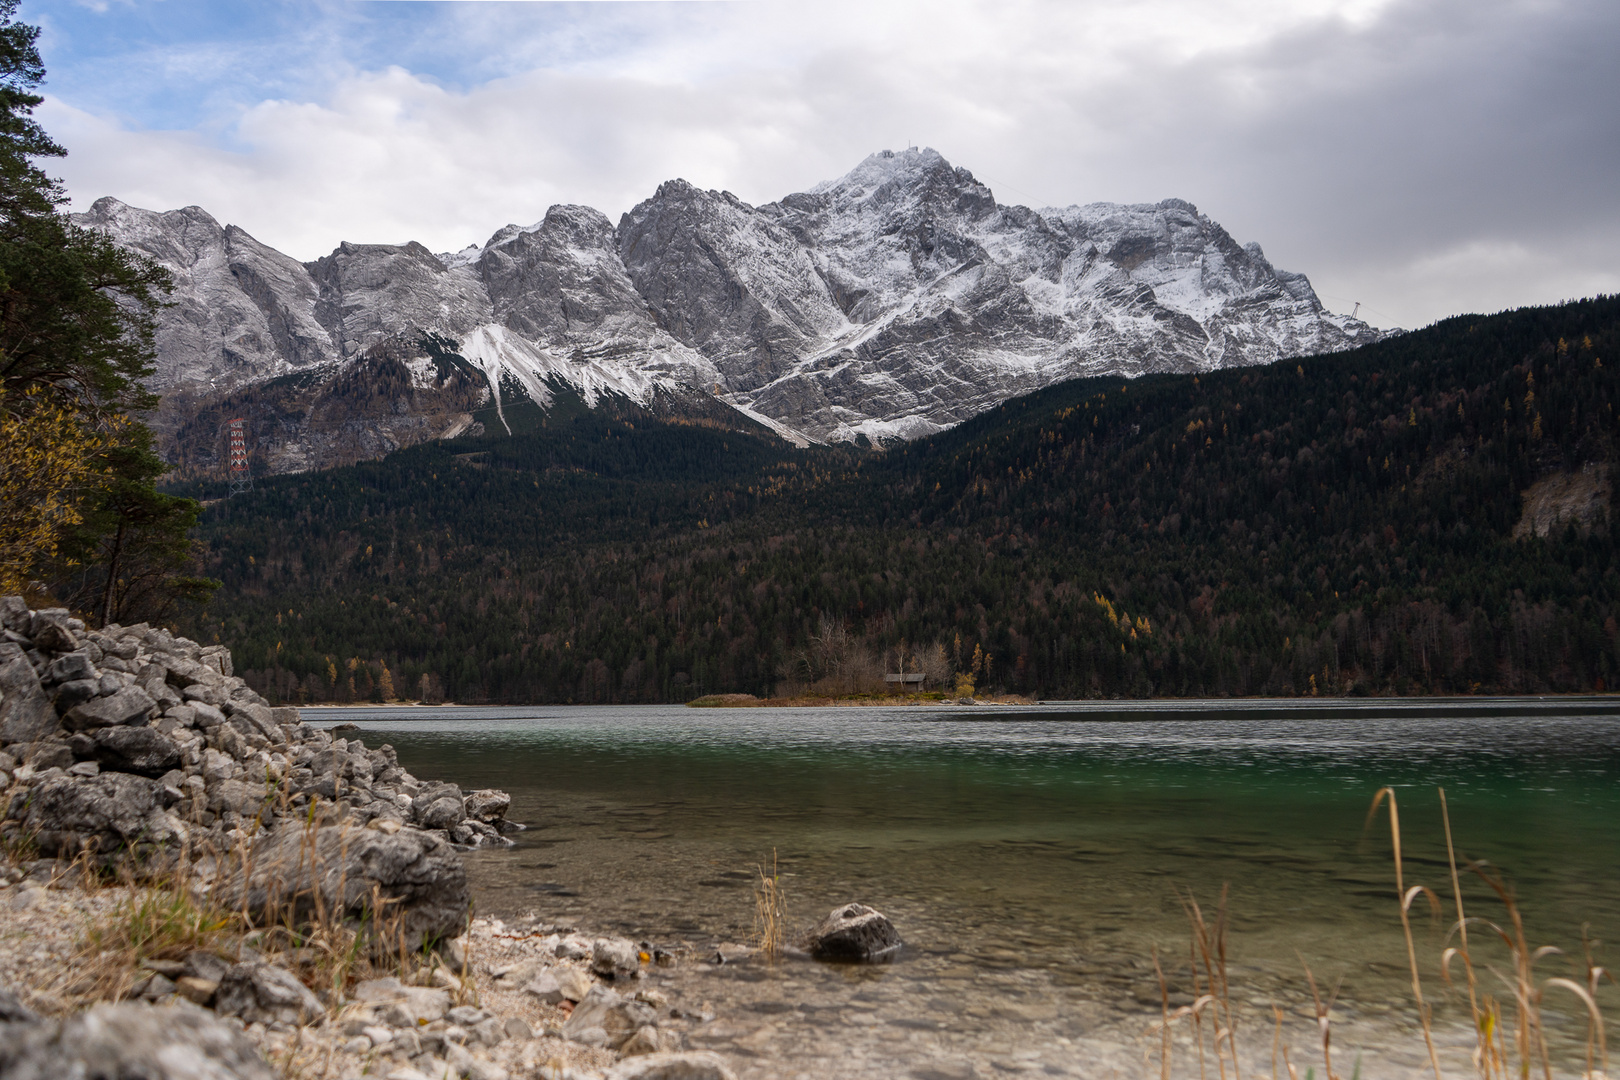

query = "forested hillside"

[{"left": 176, "top": 296, "right": 1620, "bottom": 702}]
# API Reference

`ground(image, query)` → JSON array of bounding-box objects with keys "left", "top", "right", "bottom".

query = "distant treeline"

[{"left": 176, "top": 295, "right": 1620, "bottom": 702}]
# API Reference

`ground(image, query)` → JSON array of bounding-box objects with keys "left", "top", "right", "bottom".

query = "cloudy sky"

[{"left": 25, "top": 0, "right": 1620, "bottom": 330}]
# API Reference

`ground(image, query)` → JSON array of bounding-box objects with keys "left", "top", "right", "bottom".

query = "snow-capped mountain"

[{"left": 78, "top": 147, "right": 1384, "bottom": 474}]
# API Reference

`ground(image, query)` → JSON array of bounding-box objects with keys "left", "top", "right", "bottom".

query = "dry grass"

[
  {"left": 64, "top": 843, "right": 240, "bottom": 1005},
  {"left": 1148, "top": 787, "right": 1612, "bottom": 1080},
  {"left": 1376, "top": 786, "right": 1610, "bottom": 1080},
  {"left": 752, "top": 849, "right": 786, "bottom": 958},
  {"left": 1148, "top": 887, "right": 1245, "bottom": 1080},
  {"left": 687, "top": 694, "right": 767, "bottom": 707},
  {"left": 54, "top": 799, "right": 448, "bottom": 1018},
  {"left": 1368, "top": 786, "right": 1445, "bottom": 1080}
]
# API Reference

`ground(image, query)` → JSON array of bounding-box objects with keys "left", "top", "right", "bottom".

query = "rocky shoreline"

[{"left": 0, "top": 596, "right": 759, "bottom": 1080}]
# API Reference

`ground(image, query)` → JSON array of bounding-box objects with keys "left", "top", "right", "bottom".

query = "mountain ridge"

[
  {"left": 173, "top": 295, "right": 1620, "bottom": 703},
  {"left": 77, "top": 147, "right": 1385, "bottom": 475}
]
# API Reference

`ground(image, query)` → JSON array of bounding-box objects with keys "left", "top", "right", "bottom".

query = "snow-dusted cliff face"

[
  {"left": 78, "top": 148, "right": 1383, "bottom": 472},
  {"left": 76, "top": 199, "right": 339, "bottom": 391},
  {"left": 734, "top": 149, "right": 1378, "bottom": 440}
]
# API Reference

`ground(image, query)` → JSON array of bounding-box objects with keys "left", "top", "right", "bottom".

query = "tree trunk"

[{"left": 99, "top": 520, "right": 126, "bottom": 628}]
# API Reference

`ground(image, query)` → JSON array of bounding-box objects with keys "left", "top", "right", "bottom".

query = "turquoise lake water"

[{"left": 309, "top": 699, "right": 1620, "bottom": 1079}]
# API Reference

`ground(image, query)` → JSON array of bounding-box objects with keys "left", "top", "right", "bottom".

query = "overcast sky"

[{"left": 24, "top": 0, "right": 1620, "bottom": 331}]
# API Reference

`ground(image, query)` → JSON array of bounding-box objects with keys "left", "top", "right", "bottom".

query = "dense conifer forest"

[{"left": 173, "top": 295, "right": 1620, "bottom": 703}]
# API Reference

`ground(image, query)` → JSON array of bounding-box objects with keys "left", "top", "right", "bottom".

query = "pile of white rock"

[{"left": 0, "top": 595, "right": 519, "bottom": 944}]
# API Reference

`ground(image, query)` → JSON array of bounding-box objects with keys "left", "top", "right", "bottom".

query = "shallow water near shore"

[{"left": 310, "top": 699, "right": 1620, "bottom": 1078}]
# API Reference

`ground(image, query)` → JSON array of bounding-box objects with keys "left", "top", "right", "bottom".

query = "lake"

[{"left": 307, "top": 699, "right": 1620, "bottom": 1079}]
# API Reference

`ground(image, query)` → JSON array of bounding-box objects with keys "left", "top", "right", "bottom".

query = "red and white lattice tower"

[{"left": 226, "top": 417, "right": 253, "bottom": 495}]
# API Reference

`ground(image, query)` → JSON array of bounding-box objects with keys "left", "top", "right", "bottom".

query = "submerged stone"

[{"left": 796, "top": 902, "right": 903, "bottom": 962}]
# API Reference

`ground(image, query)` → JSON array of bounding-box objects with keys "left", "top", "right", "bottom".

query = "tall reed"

[
  {"left": 1148, "top": 787, "right": 1611, "bottom": 1080},
  {"left": 1368, "top": 786, "right": 1445, "bottom": 1080},
  {"left": 753, "top": 848, "right": 786, "bottom": 957}
]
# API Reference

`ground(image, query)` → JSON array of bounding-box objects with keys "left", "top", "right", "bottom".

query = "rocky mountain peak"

[
  {"left": 77, "top": 149, "right": 1387, "bottom": 473},
  {"left": 813, "top": 146, "right": 965, "bottom": 196}
]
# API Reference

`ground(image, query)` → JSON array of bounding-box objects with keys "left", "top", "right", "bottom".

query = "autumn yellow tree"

[{"left": 0, "top": 388, "right": 101, "bottom": 593}]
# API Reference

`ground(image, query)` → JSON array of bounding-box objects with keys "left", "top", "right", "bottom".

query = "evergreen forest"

[{"left": 174, "top": 295, "right": 1620, "bottom": 704}]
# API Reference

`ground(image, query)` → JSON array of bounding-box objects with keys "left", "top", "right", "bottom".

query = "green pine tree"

[{"left": 0, "top": 0, "right": 207, "bottom": 621}]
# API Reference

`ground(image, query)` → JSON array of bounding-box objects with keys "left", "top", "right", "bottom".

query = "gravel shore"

[{"left": 0, "top": 854, "right": 747, "bottom": 1079}]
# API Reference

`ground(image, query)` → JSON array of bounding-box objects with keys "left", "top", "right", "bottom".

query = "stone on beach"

[
  {"left": 214, "top": 962, "right": 326, "bottom": 1026},
  {"left": 352, "top": 976, "right": 452, "bottom": 1026},
  {"left": 0, "top": 651, "right": 56, "bottom": 744},
  {"left": 562, "top": 983, "right": 658, "bottom": 1050},
  {"left": 592, "top": 936, "right": 642, "bottom": 980},
  {"left": 61, "top": 685, "right": 157, "bottom": 730},
  {"left": 463, "top": 788, "right": 511, "bottom": 824},
  {"left": 215, "top": 821, "right": 471, "bottom": 951},
  {"left": 412, "top": 782, "right": 466, "bottom": 829},
  {"left": 0, "top": 984, "right": 37, "bottom": 1024},
  {"left": 0, "top": 1000, "right": 276, "bottom": 1080},
  {"left": 175, "top": 975, "right": 219, "bottom": 1005},
  {"left": 557, "top": 966, "right": 594, "bottom": 1002},
  {"left": 523, "top": 970, "right": 565, "bottom": 1004},
  {"left": 88, "top": 724, "right": 184, "bottom": 777},
  {"left": 796, "top": 902, "right": 904, "bottom": 961},
  {"left": 13, "top": 771, "right": 176, "bottom": 859}
]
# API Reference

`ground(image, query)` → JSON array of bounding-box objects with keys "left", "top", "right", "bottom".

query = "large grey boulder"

[
  {"left": 26, "top": 611, "right": 79, "bottom": 653},
  {"left": 42, "top": 651, "right": 96, "bottom": 685},
  {"left": 163, "top": 656, "right": 220, "bottom": 690},
  {"left": 412, "top": 781, "right": 465, "bottom": 830},
  {"left": 51, "top": 678, "right": 100, "bottom": 715},
  {"left": 796, "top": 902, "right": 903, "bottom": 961},
  {"left": 224, "top": 702, "right": 284, "bottom": 746},
  {"left": 0, "top": 595, "right": 28, "bottom": 632},
  {"left": 214, "top": 962, "right": 324, "bottom": 1026},
  {"left": 62, "top": 685, "right": 156, "bottom": 731},
  {"left": 0, "top": 1000, "right": 275, "bottom": 1080},
  {"left": 90, "top": 725, "right": 184, "bottom": 777},
  {"left": 21, "top": 738, "right": 72, "bottom": 770},
  {"left": 215, "top": 821, "right": 469, "bottom": 950},
  {"left": 0, "top": 649, "right": 56, "bottom": 745},
  {"left": 463, "top": 787, "right": 510, "bottom": 826},
  {"left": 13, "top": 771, "right": 176, "bottom": 859},
  {"left": 207, "top": 777, "right": 268, "bottom": 818}
]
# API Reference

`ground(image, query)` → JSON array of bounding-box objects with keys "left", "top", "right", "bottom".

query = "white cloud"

[
  {"left": 40, "top": 0, "right": 1620, "bottom": 330},
  {"left": 1326, "top": 234, "right": 1620, "bottom": 327}
]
